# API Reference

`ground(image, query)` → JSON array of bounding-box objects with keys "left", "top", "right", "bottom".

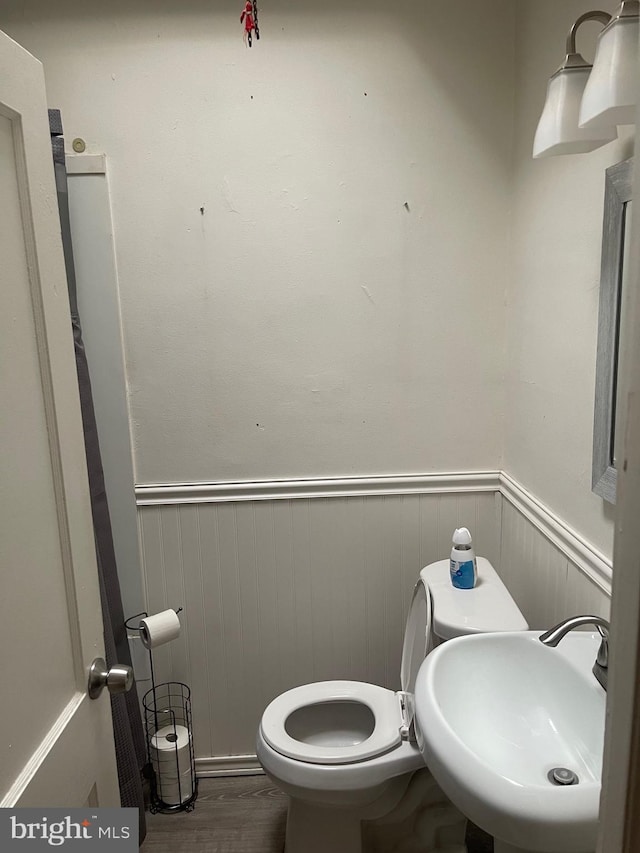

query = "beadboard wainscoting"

[
  {"left": 133, "top": 472, "right": 612, "bottom": 775},
  {"left": 135, "top": 476, "right": 501, "bottom": 772},
  {"left": 497, "top": 475, "right": 612, "bottom": 630}
]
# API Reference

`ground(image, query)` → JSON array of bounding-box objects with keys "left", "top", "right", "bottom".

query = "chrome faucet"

[{"left": 539, "top": 615, "right": 610, "bottom": 691}]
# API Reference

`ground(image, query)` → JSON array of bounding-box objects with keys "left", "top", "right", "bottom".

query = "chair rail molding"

[
  {"left": 499, "top": 471, "right": 612, "bottom": 596},
  {"left": 135, "top": 471, "right": 502, "bottom": 505}
]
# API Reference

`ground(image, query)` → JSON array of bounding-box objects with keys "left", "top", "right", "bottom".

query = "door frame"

[{"left": 598, "top": 88, "right": 640, "bottom": 851}]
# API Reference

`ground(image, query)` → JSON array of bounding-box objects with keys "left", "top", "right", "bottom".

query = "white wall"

[
  {"left": 0, "top": 0, "right": 515, "bottom": 484},
  {"left": 506, "top": 0, "right": 635, "bottom": 557},
  {"left": 0, "top": 0, "right": 625, "bottom": 766}
]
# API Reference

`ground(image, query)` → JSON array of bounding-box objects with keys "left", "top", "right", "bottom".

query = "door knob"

[{"left": 88, "top": 657, "right": 134, "bottom": 699}]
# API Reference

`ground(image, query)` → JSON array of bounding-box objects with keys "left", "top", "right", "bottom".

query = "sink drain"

[{"left": 548, "top": 767, "right": 579, "bottom": 786}]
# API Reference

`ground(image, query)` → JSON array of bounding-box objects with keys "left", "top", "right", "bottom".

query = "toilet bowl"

[{"left": 257, "top": 557, "right": 528, "bottom": 853}]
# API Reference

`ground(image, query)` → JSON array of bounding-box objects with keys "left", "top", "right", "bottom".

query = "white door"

[{"left": 0, "top": 30, "right": 121, "bottom": 807}]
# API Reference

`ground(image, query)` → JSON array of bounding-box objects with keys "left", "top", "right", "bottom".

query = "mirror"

[{"left": 592, "top": 156, "right": 634, "bottom": 504}]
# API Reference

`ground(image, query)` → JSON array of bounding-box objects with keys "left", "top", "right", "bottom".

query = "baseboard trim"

[
  {"left": 195, "top": 754, "right": 263, "bottom": 778},
  {"left": 499, "top": 472, "right": 613, "bottom": 595},
  {"left": 135, "top": 472, "right": 501, "bottom": 505}
]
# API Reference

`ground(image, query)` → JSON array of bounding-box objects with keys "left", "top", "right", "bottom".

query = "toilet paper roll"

[
  {"left": 139, "top": 610, "right": 181, "bottom": 649},
  {"left": 156, "top": 769, "right": 193, "bottom": 805},
  {"left": 152, "top": 747, "right": 191, "bottom": 771},
  {"left": 155, "top": 755, "right": 192, "bottom": 779},
  {"left": 158, "top": 784, "right": 192, "bottom": 806},
  {"left": 150, "top": 724, "right": 192, "bottom": 775},
  {"left": 152, "top": 749, "right": 192, "bottom": 776},
  {"left": 150, "top": 724, "right": 191, "bottom": 754}
]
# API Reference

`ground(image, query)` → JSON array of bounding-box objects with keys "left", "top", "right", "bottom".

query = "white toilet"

[{"left": 256, "top": 557, "right": 529, "bottom": 853}]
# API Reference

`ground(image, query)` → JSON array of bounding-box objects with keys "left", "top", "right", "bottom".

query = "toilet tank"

[{"left": 420, "top": 558, "right": 528, "bottom": 642}]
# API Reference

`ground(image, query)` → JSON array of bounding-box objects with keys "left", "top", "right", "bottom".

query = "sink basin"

[{"left": 414, "top": 630, "right": 606, "bottom": 853}]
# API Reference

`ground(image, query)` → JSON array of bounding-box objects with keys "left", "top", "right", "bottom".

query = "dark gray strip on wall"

[{"left": 48, "top": 109, "right": 147, "bottom": 840}]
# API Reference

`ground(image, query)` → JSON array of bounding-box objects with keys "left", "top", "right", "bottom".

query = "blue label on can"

[{"left": 450, "top": 558, "right": 476, "bottom": 589}]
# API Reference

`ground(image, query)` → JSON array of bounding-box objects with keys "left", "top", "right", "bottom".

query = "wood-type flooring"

[{"left": 141, "top": 775, "right": 494, "bottom": 852}]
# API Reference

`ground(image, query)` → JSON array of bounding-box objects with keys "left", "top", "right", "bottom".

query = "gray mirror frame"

[{"left": 592, "top": 156, "right": 634, "bottom": 504}]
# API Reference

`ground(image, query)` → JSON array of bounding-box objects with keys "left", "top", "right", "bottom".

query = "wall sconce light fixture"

[
  {"left": 533, "top": 2, "right": 639, "bottom": 159},
  {"left": 580, "top": 1, "right": 640, "bottom": 129}
]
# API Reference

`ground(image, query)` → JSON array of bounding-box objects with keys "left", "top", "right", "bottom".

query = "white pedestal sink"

[{"left": 414, "top": 630, "right": 606, "bottom": 853}]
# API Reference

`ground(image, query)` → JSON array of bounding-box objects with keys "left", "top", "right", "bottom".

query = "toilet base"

[
  {"left": 285, "top": 796, "right": 363, "bottom": 853},
  {"left": 284, "top": 768, "right": 468, "bottom": 853}
]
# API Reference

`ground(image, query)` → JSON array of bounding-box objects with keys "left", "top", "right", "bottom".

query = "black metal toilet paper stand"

[{"left": 125, "top": 610, "right": 198, "bottom": 813}]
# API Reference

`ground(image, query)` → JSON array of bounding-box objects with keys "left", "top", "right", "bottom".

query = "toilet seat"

[
  {"left": 260, "top": 681, "right": 403, "bottom": 764},
  {"left": 260, "top": 580, "right": 431, "bottom": 766}
]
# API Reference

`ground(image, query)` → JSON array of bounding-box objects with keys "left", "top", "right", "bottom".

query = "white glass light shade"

[
  {"left": 533, "top": 68, "right": 617, "bottom": 158},
  {"left": 579, "top": 16, "right": 639, "bottom": 129}
]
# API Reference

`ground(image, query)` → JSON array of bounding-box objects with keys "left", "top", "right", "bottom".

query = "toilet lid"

[{"left": 400, "top": 579, "right": 431, "bottom": 694}]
